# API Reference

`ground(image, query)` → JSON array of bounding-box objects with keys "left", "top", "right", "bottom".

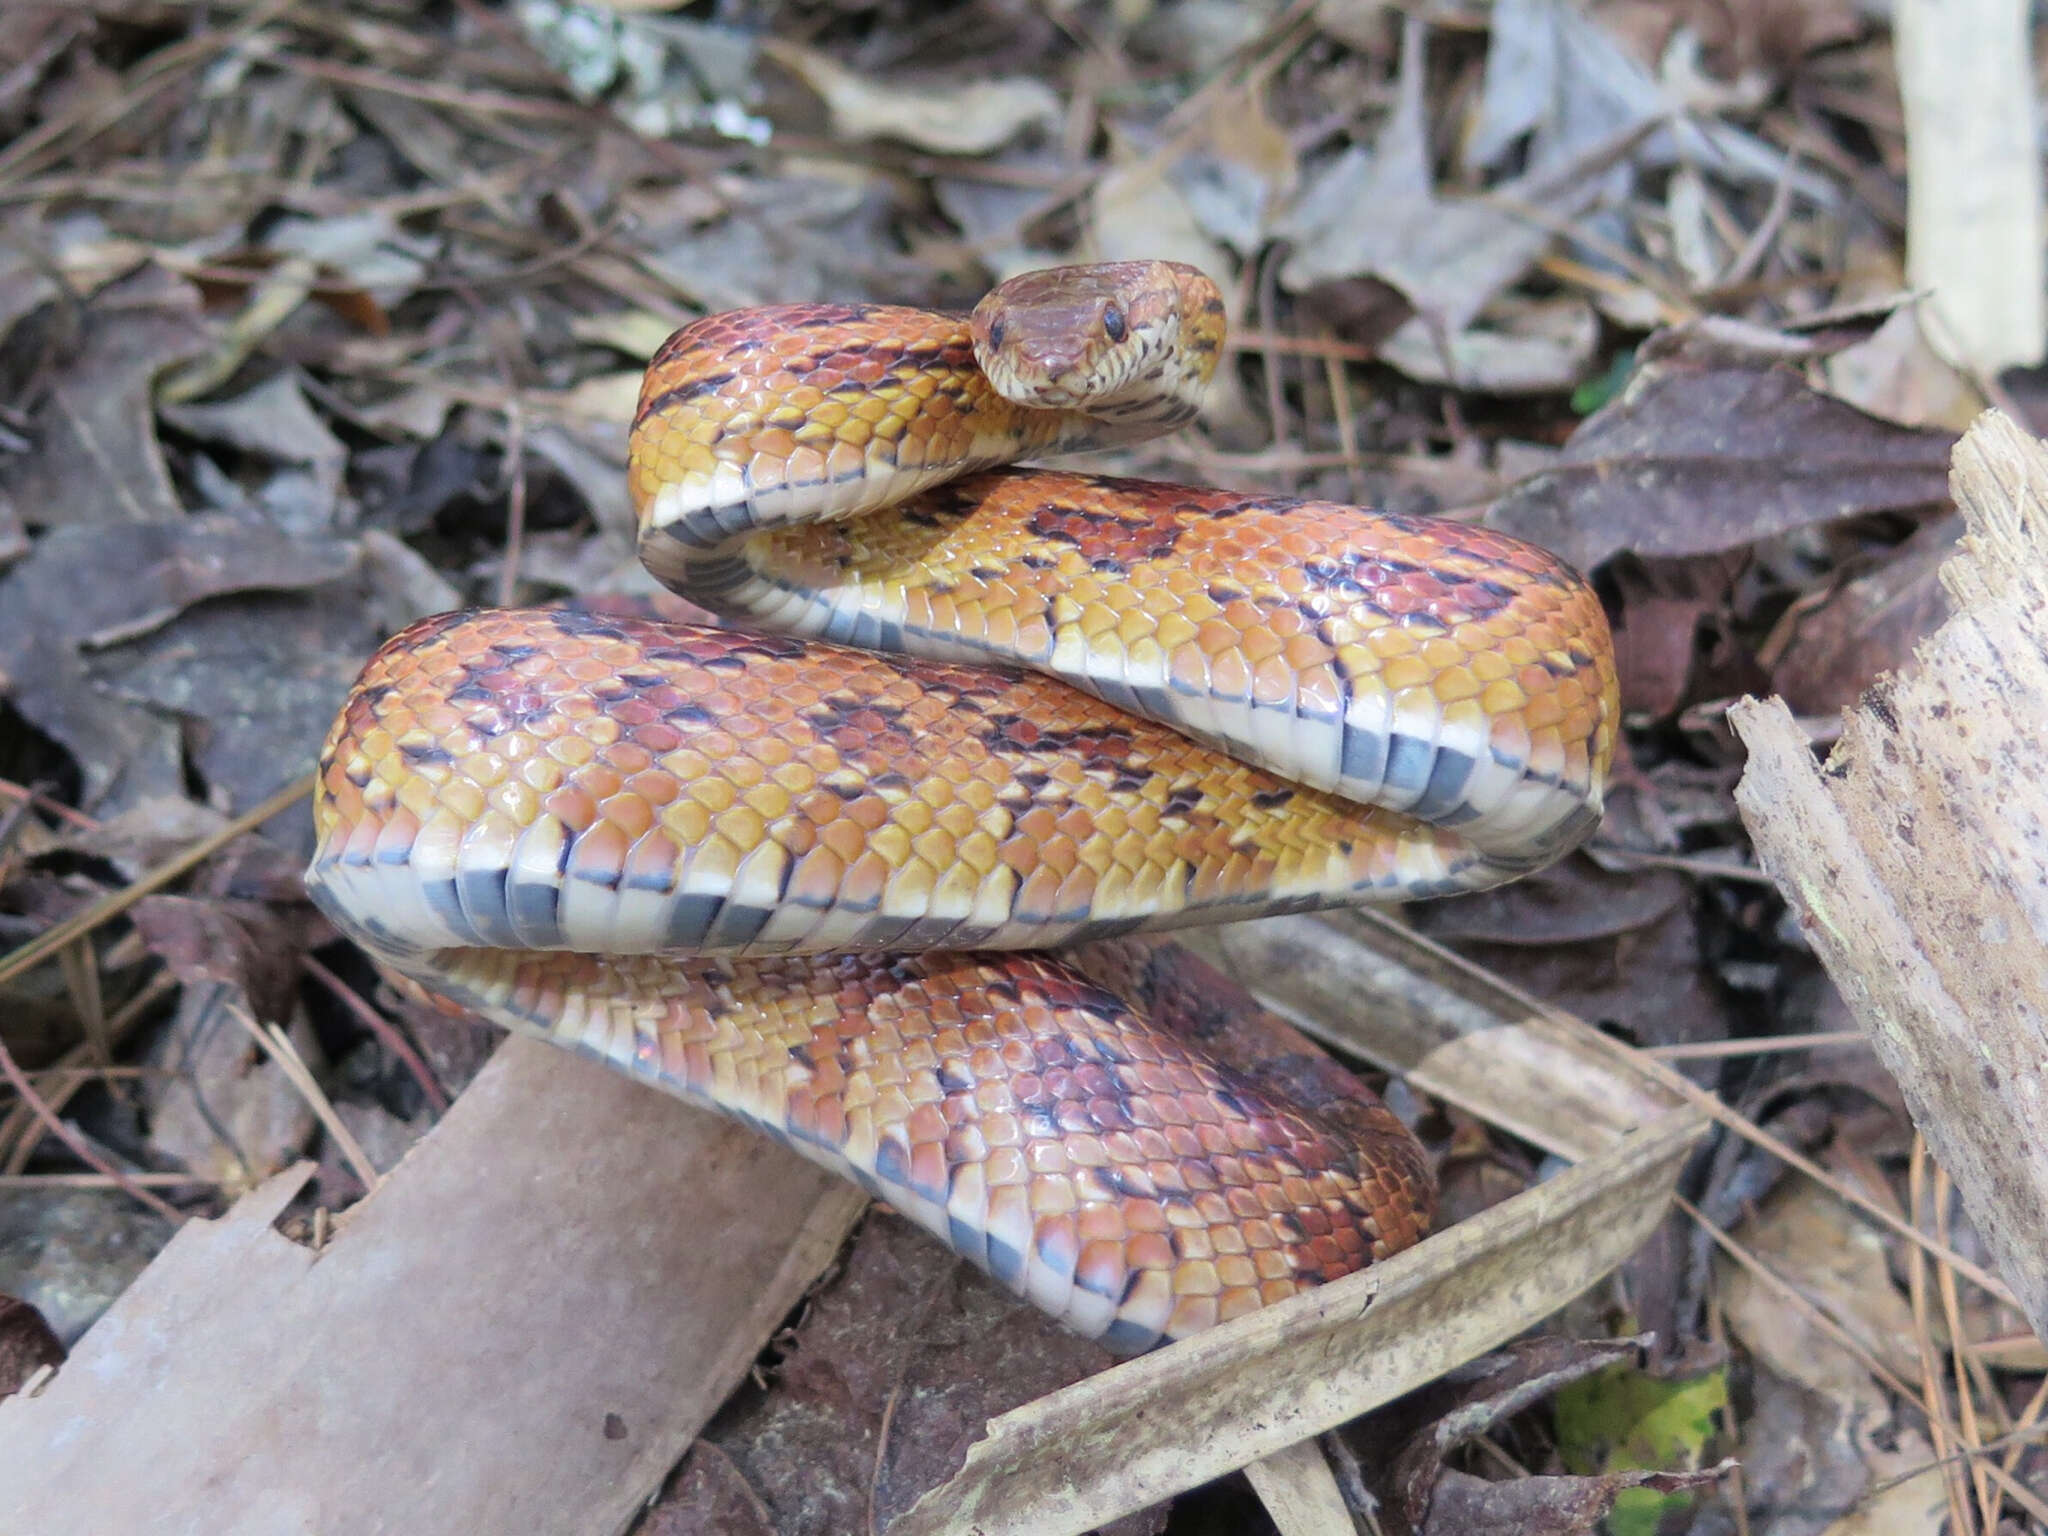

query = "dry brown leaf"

[
  {"left": 1766, "top": 514, "right": 1959, "bottom": 717},
  {"left": 1403, "top": 858, "right": 1687, "bottom": 950},
  {"left": 1488, "top": 322, "right": 1957, "bottom": 572},
  {"left": 0, "top": 1294, "right": 62, "bottom": 1399},
  {"left": 0, "top": 263, "right": 208, "bottom": 531},
  {"left": 1816, "top": 1426, "right": 1949, "bottom": 1536},
  {"left": 1277, "top": 17, "right": 1606, "bottom": 337},
  {"left": 130, "top": 895, "right": 323, "bottom": 1194},
  {"left": 158, "top": 371, "right": 348, "bottom": 531},
  {"left": 762, "top": 38, "right": 1059, "bottom": 156},
  {"left": 1383, "top": 1337, "right": 1650, "bottom": 1529},
  {"left": 1718, "top": 1182, "right": 1924, "bottom": 1398},
  {"left": 1824, "top": 307, "right": 1985, "bottom": 434},
  {"left": 0, "top": 514, "right": 358, "bottom": 809},
  {"left": 1603, "top": 552, "right": 1768, "bottom": 720},
  {"left": 1422, "top": 1465, "right": 1729, "bottom": 1536},
  {"left": 1170, "top": 84, "right": 1298, "bottom": 255},
  {"left": 1472, "top": 0, "right": 1827, "bottom": 192},
  {"left": 1378, "top": 298, "right": 1600, "bottom": 395},
  {"left": 1732, "top": 1367, "right": 1887, "bottom": 1531},
  {"left": 1613, "top": 0, "right": 1863, "bottom": 79}
]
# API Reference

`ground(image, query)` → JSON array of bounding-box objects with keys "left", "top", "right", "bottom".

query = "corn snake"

[{"left": 305, "top": 261, "right": 1618, "bottom": 1352}]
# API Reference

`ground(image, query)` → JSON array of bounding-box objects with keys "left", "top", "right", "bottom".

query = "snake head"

[{"left": 970, "top": 260, "right": 1225, "bottom": 424}]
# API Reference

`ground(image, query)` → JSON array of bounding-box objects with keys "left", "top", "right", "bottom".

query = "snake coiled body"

[{"left": 306, "top": 262, "right": 1618, "bottom": 1353}]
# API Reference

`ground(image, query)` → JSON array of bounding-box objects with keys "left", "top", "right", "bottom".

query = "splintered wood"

[{"left": 1731, "top": 409, "right": 2048, "bottom": 1345}]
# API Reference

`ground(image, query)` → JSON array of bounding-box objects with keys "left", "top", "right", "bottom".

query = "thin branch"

[
  {"left": 0, "top": 773, "right": 314, "bottom": 992},
  {"left": 0, "top": 1033, "right": 183, "bottom": 1224}
]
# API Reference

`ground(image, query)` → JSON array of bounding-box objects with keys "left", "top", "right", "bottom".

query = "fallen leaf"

[
  {"left": 1421, "top": 1465, "right": 1731, "bottom": 1536},
  {"left": 0, "top": 1294, "right": 63, "bottom": 1398},
  {"left": 263, "top": 208, "right": 434, "bottom": 304},
  {"left": 1824, "top": 304, "right": 1983, "bottom": 434},
  {"left": 1611, "top": 589, "right": 1705, "bottom": 720},
  {"left": 567, "top": 309, "right": 676, "bottom": 359},
  {"left": 0, "top": 1189, "right": 175, "bottom": 1346},
  {"left": 0, "top": 262, "right": 209, "bottom": 531},
  {"left": 1766, "top": 514, "right": 1959, "bottom": 717},
  {"left": 636, "top": 172, "right": 901, "bottom": 312},
  {"left": 1817, "top": 1424, "right": 1949, "bottom": 1536},
  {"left": 763, "top": 38, "right": 1059, "bottom": 156},
  {"left": 0, "top": 514, "right": 358, "bottom": 811},
  {"left": 1487, "top": 321, "right": 1957, "bottom": 572},
  {"left": 1276, "top": 19, "right": 1606, "bottom": 336},
  {"left": 1346, "top": 1336, "right": 1728, "bottom": 1536},
  {"left": 105, "top": 585, "right": 386, "bottom": 849},
  {"left": 156, "top": 256, "right": 321, "bottom": 406},
  {"left": 158, "top": 370, "right": 348, "bottom": 533},
  {"left": 0, "top": 232, "right": 60, "bottom": 353},
  {"left": 45, "top": 797, "right": 233, "bottom": 882},
  {"left": 1606, "top": 552, "right": 1767, "bottom": 719},
  {"left": 1469, "top": 0, "right": 1832, "bottom": 197},
  {"left": 1377, "top": 297, "right": 1601, "bottom": 395},
  {"left": 1406, "top": 876, "right": 1737, "bottom": 1055},
  {"left": 1603, "top": 0, "right": 1864, "bottom": 79},
  {"left": 1732, "top": 1365, "right": 1889, "bottom": 1531},
  {"left": 554, "top": 370, "right": 645, "bottom": 432},
  {"left": 1719, "top": 1181, "right": 1924, "bottom": 1395},
  {"left": 1404, "top": 858, "right": 1689, "bottom": 949},
  {"left": 1169, "top": 84, "right": 1297, "bottom": 256},
  {"left": 131, "top": 894, "right": 324, "bottom": 1194},
  {"left": 1552, "top": 1352, "right": 1728, "bottom": 1536},
  {"left": 352, "top": 433, "right": 494, "bottom": 538}
]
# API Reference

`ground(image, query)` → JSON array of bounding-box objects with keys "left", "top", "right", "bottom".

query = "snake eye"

[
  {"left": 1102, "top": 302, "right": 1127, "bottom": 343},
  {"left": 986, "top": 315, "right": 1006, "bottom": 350}
]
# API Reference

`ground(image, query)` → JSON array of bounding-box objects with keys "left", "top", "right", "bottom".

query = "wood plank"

[{"left": 0, "top": 1036, "right": 866, "bottom": 1536}]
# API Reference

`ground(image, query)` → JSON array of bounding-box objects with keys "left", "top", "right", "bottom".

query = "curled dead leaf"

[{"left": 762, "top": 39, "right": 1059, "bottom": 156}]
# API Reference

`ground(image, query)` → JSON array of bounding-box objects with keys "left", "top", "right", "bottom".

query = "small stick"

[{"left": 0, "top": 1035, "right": 182, "bottom": 1224}]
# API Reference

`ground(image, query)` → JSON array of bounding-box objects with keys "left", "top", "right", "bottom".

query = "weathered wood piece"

[
  {"left": 0, "top": 1037, "right": 866, "bottom": 1536},
  {"left": 1731, "top": 409, "right": 2048, "bottom": 1345}
]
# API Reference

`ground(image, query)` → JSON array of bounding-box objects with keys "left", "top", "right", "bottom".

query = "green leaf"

[
  {"left": 1554, "top": 1359, "right": 1727, "bottom": 1535},
  {"left": 1570, "top": 348, "right": 1637, "bottom": 415}
]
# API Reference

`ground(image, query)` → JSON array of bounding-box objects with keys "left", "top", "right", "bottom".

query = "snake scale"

[{"left": 305, "top": 261, "right": 1619, "bottom": 1354}]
